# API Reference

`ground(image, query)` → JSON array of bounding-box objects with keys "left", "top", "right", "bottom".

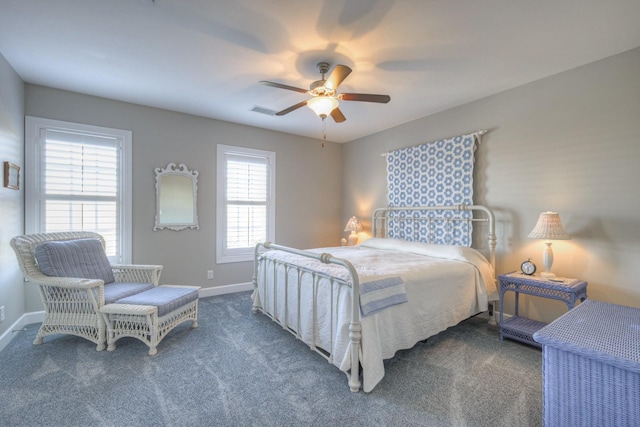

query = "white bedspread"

[{"left": 253, "top": 238, "right": 496, "bottom": 392}]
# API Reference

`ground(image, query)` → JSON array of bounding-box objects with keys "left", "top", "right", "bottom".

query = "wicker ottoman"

[
  {"left": 533, "top": 299, "right": 640, "bottom": 427},
  {"left": 100, "top": 285, "right": 200, "bottom": 355}
]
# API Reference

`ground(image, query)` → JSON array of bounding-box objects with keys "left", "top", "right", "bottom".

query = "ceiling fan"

[{"left": 260, "top": 62, "right": 390, "bottom": 123}]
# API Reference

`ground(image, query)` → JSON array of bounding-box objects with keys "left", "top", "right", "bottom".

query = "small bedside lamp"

[
  {"left": 344, "top": 216, "right": 362, "bottom": 246},
  {"left": 528, "top": 212, "right": 571, "bottom": 278}
]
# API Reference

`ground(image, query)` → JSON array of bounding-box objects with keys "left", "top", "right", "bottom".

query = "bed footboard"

[{"left": 253, "top": 241, "right": 362, "bottom": 392}]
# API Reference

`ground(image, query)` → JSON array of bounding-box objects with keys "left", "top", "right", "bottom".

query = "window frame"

[
  {"left": 25, "top": 116, "right": 133, "bottom": 263},
  {"left": 216, "top": 144, "right": 276, "bottom": 264}
]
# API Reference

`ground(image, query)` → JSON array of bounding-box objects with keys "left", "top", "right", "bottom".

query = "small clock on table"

[{"left": 521, "top": 259, "right": 536, "bottom": 275}]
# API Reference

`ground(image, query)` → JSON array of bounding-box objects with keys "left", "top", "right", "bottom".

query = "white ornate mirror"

[{"left": 154, "top": 163, "right": 199, "bottom": 231}]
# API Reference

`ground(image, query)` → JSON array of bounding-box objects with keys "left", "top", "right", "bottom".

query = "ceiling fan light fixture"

[
  {"left": 307, "top": 96, "right": 339, "bottom": 119},
  {"left": 261, "top": 62, "right": 389, "bottom": 123}
]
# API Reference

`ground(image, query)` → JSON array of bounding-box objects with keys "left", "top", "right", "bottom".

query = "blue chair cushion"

[
  {"left": 35, "top": 238, "right": 115, "bottom": 284},
  {"left": 104, "top": 282, "right": 156, "bottom": 304},
  {"left": 116, "top": 286, "right": 199, "bottom": 316}
]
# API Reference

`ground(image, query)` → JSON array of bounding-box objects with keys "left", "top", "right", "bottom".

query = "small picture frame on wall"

[{"left": 4, "top": 162, "right": 20, "bottom": 190}]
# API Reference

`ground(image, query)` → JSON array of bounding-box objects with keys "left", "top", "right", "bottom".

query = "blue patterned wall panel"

[{"left": 386, "top": 133, "right": 477, "bottom": 246}]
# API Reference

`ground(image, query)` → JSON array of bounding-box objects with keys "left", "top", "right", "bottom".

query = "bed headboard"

[{"left": 371, "top": 204, "right": 496, "bottom": 271}]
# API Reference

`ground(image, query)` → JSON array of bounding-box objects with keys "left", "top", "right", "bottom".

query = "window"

[
  {"left": 216, "top": 144, "right": 275, "bottom": 263},
  {"left": 25, "top": 117, "right": 132, "bottom": 263}
]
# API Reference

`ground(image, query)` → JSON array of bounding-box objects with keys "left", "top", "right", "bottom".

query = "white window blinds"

[
  {"left": 217, "top": 145, "right": 275, "bottom": 263},
  {"left": 25, "top": 117, "right": 132, "bottom": 263},
  {"left": 42, "top": 130, "right": 119, "bottom": 256},
  {"left": 225, "top": 156, "right": 268, "bottom": 249}
]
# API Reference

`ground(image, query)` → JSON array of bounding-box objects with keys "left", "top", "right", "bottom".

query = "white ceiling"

[{"left": 1, "top": 0, "right": 639, "bottom": 143}]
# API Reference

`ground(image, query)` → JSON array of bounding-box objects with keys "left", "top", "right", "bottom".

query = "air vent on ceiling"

[{"left": 250, "top": 106, "right": 277, "bottom": 116}]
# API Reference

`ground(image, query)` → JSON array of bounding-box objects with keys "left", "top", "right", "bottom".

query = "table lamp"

[
  {"left": 344, "top": 216, "right": 362, "bottom": 246},
  {"left": 528, "top": 212, "right": 571, "bottom": 278}
]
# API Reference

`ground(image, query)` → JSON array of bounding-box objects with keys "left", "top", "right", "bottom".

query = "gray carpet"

[{"left": 0, "top": 292, "right": 542, "bottom": 426}]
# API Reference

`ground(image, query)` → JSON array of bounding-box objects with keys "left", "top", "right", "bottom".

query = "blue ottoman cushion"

[{"left": 116, "top": 286, "right": 199, "bottom": 316}]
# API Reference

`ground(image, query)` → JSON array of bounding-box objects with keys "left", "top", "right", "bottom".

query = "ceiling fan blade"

[
  {"left": 339, "top": 93, "right": 391, "bottom": 103},
  {"left": 275, "top": 100, "right": 308, "bottom": 116},
  {"left": 330, "top": 108, "right": 346, "bottom": 123},
  {"left": 260, "top": 81, "right": 308, "bottom": 94},
  {"left": 325, "top": 65, "right": 352, "bottom": 90}
]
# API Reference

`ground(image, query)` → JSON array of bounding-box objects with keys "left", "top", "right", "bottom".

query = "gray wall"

[
  {"left": 23, "top": 85, "right": 343, "bottom": 311},
  {"left": 0, "top": 53, "right": 25, "bottom": 336},
  {"left": 343, "top": 47, "right": 640, "bottom": 322}
]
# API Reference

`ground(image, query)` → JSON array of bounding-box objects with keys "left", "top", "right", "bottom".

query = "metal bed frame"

[{"left": 252, "top": 204, "right": 496, "bottom": 392}]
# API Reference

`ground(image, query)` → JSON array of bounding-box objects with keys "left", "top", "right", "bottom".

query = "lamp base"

[
  {"left": 347, "top": 233, "right": 358, "bottom": 246},
  {"left": 540, "top": 242, "right": 557, "bottom": 279}
]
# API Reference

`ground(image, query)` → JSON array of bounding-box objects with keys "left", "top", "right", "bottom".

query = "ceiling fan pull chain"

[{"left": 322, "top": 118, "right": 327, "bottom": 147}]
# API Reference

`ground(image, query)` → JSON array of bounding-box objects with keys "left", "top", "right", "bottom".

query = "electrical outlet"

[
  {"left": 207, "top": 270, "right": 214, "bottom": 280},
  {"left": 0, "top": 306, "right": 5, "bottom": 322}
]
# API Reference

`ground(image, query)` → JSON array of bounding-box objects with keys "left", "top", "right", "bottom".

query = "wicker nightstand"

[{"left": 498, "top": 272, "right": 587, "bottom": 347}]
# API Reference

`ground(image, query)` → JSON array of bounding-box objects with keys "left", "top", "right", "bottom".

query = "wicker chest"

[{"left": 533, "top": 299, "right": 640, "bottom": 426}]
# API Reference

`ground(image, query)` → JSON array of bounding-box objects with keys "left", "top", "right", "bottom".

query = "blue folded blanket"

[{"left": 359, "top": 277, "right": 408, "bottom": 316}]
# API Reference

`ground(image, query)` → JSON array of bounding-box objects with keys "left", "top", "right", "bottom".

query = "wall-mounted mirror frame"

[{"left": 154, "top": 163, "right": 199, "bottom": 231}]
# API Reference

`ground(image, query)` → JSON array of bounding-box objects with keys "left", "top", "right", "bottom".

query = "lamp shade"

[
  {"left": 344, "top": 216, "right": 362, "bottom": 232},
  {"left": 307, "top": 96, "right": 339, "bottom": 118},
  {"left": 528, "top": 212, "right": 571, "bottom": 240}
]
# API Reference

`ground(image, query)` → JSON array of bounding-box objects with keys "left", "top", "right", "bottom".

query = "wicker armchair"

[{"left": 10, "top": 231, "right": 163, "bottom": 351}]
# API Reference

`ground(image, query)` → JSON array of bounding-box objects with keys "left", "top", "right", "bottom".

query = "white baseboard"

[
  {"left": 199, "top": 282, "right": 253, "bottom": 298},
  {"left": 0, "top": 283, "right": 252, "bottom": 353},
  {"left": 0, "top": 311, "right": 44, "bottom": 353},
  {"left": 499, "top": 312, "right": 512, "bottom": 322}
]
